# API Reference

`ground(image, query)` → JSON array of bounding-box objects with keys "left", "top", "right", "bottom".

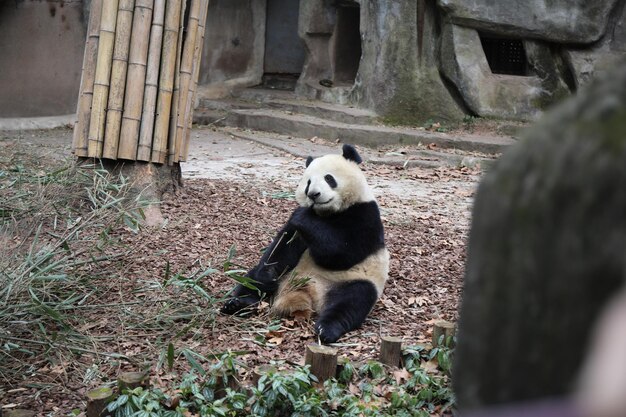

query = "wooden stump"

[
  {"left": 118, "top": 371, "right": 149, "bottom": 392},
  {"left": 214, "top": 374, "right": 240, "bottom": 399},
  {"left": 4, "top": 411, "right": 36, "bottom": 417},
  {"left": 86, "top": 386, "right": 114, "bottom": 417},
  {"left": 432, "top": 320, "right": 456, "bottom": 346},
  {"left": 379, "top": 336, "right": 403, "bottom": 367},
  {"left": 305, "top": 344, "right": 338, "bottom": 382},
  {"left": 251, "top": 364, "right": 277, "bottom": 386}
]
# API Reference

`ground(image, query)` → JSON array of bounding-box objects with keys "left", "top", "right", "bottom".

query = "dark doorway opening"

[
  {"left": 479, "top": 34, "right": 529, "bottom": 76},
  {"left": 333, "top": 3, "right": 361, "bottom": 85},
  {"left": 263, "top": 0, "right": 305, "bottom": 90}
]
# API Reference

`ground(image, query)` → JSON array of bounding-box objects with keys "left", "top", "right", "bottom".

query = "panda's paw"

[
  {"left": 220, "top": 296, "right": 258, "bottom": 316},
  {"left": 314, "top": 320, "right": 345, "bottom": 344}
]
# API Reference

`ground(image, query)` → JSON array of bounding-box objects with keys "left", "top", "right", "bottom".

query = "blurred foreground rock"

[{"left": 454, "top": 61, "right": 626, "bottom": 410}]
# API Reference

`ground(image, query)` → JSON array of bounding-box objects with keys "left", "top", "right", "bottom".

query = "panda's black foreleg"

[
  {"left": 221, "top": 223, "right": 307, "bottom": 315},
  {"left": 314, "top": 280, "right": 378, "bottom": 344}
]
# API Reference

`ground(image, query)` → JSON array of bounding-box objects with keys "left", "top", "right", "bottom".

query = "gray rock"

[
  {"left": 453, "top": 61, "right": 626, "bottom": 410},
  {"left": 564, "top": 2, "right": 626, "bottom": 88},
  {"left": 437, "top": 0, "right": 619, "bottom": 44},
  {"left": 440, "top": 23, "right": 545, "bottom": 120},
  {"left": 353, "top": 0, "right": 465, "bottom": 124}
]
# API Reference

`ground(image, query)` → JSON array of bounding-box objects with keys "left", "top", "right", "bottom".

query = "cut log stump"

[
  {"left": 379, "top": 336, "right": 403, "bottom": 367},
  {"left": 305, "top": 344, "right": 338, "bottom": 382},
  {"left": 4, "top": 411, "right": 36, "bottom": 417},
  {"left": 432, "top": 320, "right": 456, "bottom": 346},
  {"left": 118, "top": 371, "right": 149, "bottom": 392},
  {"left": 86, "top": 386, "right": 114, "bottom": 417},
  {"left": 251, "top": 364, "right": 277, "bottom": 386}
]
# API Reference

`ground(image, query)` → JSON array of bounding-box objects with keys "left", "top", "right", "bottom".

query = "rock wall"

[
  {"left": 0, "top": 0, "right": 87, "bottom": 117},
  {"left": 197, "top": 0, "right": 266, "bottom": 98},
  {"left": 1, "top": 0, "right": 624, "bottom": 122}
]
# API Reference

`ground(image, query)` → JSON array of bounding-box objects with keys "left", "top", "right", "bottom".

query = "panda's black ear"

[
  {"left": 342, "top": 144, "right": 362, "bottom": 164},
  {"left": 306, "top": 156, "right": 314, "bottom": 167}
]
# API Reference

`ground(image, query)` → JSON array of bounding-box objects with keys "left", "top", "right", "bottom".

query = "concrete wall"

[
  {"left": 0, "top": 0, "right": 87, "bottom": 117},
  {"left": 197, "top": 0, "right": 266, "bottom": 98}
]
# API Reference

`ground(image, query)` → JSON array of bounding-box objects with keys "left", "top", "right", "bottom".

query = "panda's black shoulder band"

[{"left": 342, "top": 144, "right": 362, "bottom": 164}]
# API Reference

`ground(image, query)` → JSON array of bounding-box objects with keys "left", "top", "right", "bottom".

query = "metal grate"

[{"left": 479, "top": 35, "right": 529, "bottom": 76}]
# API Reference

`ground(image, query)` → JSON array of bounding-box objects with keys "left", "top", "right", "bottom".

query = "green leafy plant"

[{"left": 105, "top": 344, "right": 456, "bottom": 417}]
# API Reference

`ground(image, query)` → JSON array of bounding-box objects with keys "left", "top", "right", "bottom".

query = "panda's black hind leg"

[{"left": 314, "top": 280, "right": 378, "bottom": 344}]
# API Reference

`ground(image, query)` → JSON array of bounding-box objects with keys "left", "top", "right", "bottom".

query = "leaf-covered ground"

[{"left": 0, "top": 127, "right": 482, "bottom": 414}]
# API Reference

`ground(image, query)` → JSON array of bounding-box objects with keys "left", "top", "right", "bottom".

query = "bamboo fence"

[
  {"left": 87, "top": 0, "right": 119, "bottom": 157},
  {"left": 165, "top": 0, "right": 187, "bottom": 165},
  {"left": 102, "top": 0, "right": 134, "bottom": 159},
  {"left": 137, "top": 0, "right": 166, "bottom": 161},
  {"left": 181, "top": 0, "right": 209, "bottom": 161},
  {"left": 72, "top": 0, "right": 103, "bottom": 157},
  {"left": 73, "top": 0, "right": 209, "bottom": 165}
]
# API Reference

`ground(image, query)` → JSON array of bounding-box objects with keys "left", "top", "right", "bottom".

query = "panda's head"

[{"left": 295, "top": 144, "right": 374, "bottom": 215}]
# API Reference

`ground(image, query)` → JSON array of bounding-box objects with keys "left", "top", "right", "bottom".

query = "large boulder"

[
  {"left": 564, "top": 2, "right": 626, "bottom": 88},
  {"left": 440, "top": 24, "right": 546, "bottom": 120},
  {"left": 353, "top": 0, "right": 465, "bottom": 124},
  {"left": 437, "top": 0, "right": 619, "bottom": 44},
  {"left": 453, "top": 61, "right": 626, "bottom": 410}
]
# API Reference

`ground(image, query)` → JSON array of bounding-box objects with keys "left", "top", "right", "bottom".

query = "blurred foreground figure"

[
  {"left": 454, "top": 58, "right": 626, "bottom": 415},
  {"left": 576, "top": 289, "right": 626, "bottom": 417}
]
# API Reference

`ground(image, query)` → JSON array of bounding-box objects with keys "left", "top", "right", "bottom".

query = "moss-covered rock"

[{"left": 454, "top": 60, "right": 626, "bottom": 410}]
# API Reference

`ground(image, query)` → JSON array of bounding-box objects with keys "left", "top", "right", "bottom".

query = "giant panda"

[{"left": 221, "top": 144, "right": 389, "bottom": 344}]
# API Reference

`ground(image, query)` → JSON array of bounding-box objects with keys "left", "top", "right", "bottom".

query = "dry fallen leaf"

[{"left": 393, "top": 368, "right": 411, "bottom": 384}]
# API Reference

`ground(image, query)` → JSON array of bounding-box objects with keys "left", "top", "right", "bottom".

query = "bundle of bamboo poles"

[{"left": 72, "top": 0, "right": 209, "bottom": 165}]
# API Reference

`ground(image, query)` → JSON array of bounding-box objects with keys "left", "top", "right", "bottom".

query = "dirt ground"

[{"left": 0, "top": 126, "right": 483, "bottom": 414}]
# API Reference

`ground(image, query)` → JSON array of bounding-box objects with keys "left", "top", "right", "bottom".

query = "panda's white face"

[{"left": 295, "top": 154, "right": 374, "bottom": 215}]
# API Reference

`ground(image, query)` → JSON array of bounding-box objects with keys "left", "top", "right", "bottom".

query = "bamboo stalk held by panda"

[
  {"left": 181, "top": 0, "right": 210, "bottom": 162},
  {"left": 165, "top": 0, "right": 188, "bottom": 165},
  {"left": 151, "top": 0, "right": 183, "bottom": 164},
  {"left": 379, "top": 336, "right": 403, "bottom": 367},
  {"left": 87, "top": 0, "right": 120, "bottom": 157},
  {"left": 305, "top": 344, "right": 338, "bottom": 382},
  {"left": 102, "top": 0, "right": 135, "bottom": 159},
  {"left": 173, "top": 0, "right": 202, "bottom": 164},
  {"left": 137, "top": 0, "right": 166, "bottom": 161},
  {"left": 118, "top": 0, "right": 154, "bottom": 160},
  {"left": 72, "top": 0, "right": 103, "bottom": 157}
]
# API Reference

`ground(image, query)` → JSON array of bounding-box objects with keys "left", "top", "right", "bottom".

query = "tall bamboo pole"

[
  {"left": 137, "top": 0, "right": 166, "bottom": 161},
  {"left": 166, "top": 0, "right": 188, "bottom": 165},
  {"left": 151, "top": 0, "right": 184, "bottom": 164},
  {"left": 102, "top": 0, "right": 135, "bottom": 159},
  {"left": 73, "top": 0, "right": 103, "bottom": 157},
  {"left": 173, "top": 0, "right": 202, "bottom": 163},
  {"left": 87, "top": 0, "right": 119, "bottom": 157},
  {"left": 181, "top": 0, "right": 209, "bottom": 162},
  {"left": 118, "top": 0, "right": 154, "bottom": 160}
]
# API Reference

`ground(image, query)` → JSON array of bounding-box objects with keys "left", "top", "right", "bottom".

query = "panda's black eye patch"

[{"left": 324, "top": 174, "right": 337, "bottom": 188}]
